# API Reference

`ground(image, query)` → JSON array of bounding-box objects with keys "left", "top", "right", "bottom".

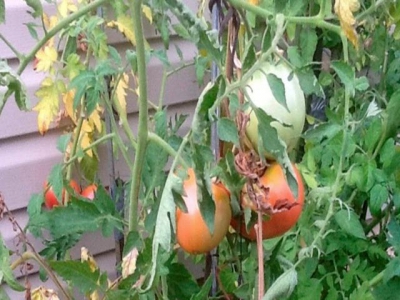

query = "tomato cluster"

[
  {"left": 175, "top": 62, "right": 306, "bottom": 254},
  {"left": 44, "top": 181, "right": 97, "bottom": 209}
]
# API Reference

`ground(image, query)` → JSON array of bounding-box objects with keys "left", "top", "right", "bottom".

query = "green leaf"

[
  {"left": 191, "top": 275, "right": 212, "bottom": 300},
  {"left": 29, "top": 196, "right": 122, "bottom": 239},
  {"left": 385, "top": 90, "right": 400, "bottom": 139},
  {"left": 287, "top": 46, "right": 303, "bottom": 68},
  {"left": 167, "top": 263, "right": 200, "bottom": 299},
  {"left": 372, "top": 278, "right": 400, "bottom": 300},
  {"left": 365, "top": 118, "right": 383, "bottom": 154},
  {"left": 192, "top": 80, "right": 219, "bottom": 142},
  {"left": 0, "top": 288, "right": 11, "bottom": 300},
  {"left": 56, "top": 134, "right": 72, "bottom": 153},
  {"left": 300, "top": 27, "right": 318, "bottom": 64},
  {"left": 296, "top": 68, "right": 324, "bottom": 97},
  {"left": 50, "top": 261, "right": 102, "bottom": 294},
  {"left": 369, "top": 184, "right": 388, "bottom": 216},
  {"left": 217, "top": 117, "right": 239, "bottom": 147},
  {"left": 0, "top": 61, "right": 29, "bottom": 114},
  {"left": 147, "top": 172, "right": 182, "bottom": 290},
  {"left": 334, "top": 210, "right": 366, "bottom": 240},
  {"left": 384, "top": 258, "right": 400, "bottom": 283},
  {"left": 387, "top": 219, "right": 400, "bottom": 251},
  {"left": 267, "top": 73, "right": 289, "bottom": 112},
  {"left": 24, "top": 0, "right": 43, "bottom": 18},
  {"left": 331, "top": 61, "right": 355, "bottom": 95},
  {"left": 263, "top": 268, "right": 298, "bottom": 300},
  {"left": 0, "top": 0, "right": 5, "bottom": 23},
  {"left": 303, "top": 123, "right": 342, "bottom": 142},
  {"left": 355, "top": 76, "right": 369, "bottom": 91},
  {"left": 0, "top": 234, "right": 25, "bottom": 291},
  {"left": 24, "top": 22, "right": 39, "bottom": 40}
]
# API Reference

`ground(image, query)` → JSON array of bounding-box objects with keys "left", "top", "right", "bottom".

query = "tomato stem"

[
  {"left": 255, "top": 210, "right": 265, "bottom": 299},
  {"left": 128, "top": 0, "right": 149, "bottom": 232},
  {"left": 17, "top": 0, "right": 108, "bottom": 76},
  {"left": 11, "top": 251, "right": 72, "bottom": 300}
]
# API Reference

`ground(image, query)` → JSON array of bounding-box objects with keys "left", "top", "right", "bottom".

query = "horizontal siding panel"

[
  {"left": 0, "top": 0, "right": 200, "bottom": 60},
  {"left": 0, "top": 99, "right": 197, "bottom": 211},
  {"left": 0, "top": 38, "right": 201, "bottom": 140}
]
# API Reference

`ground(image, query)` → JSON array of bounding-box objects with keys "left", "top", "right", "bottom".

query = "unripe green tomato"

[{"left": 245, "top": 62, "right": 306, "bottom": 158}]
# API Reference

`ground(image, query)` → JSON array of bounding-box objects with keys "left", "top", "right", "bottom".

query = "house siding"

[{"left": 0, "top": 1, "right": 203, "bottom": 298}]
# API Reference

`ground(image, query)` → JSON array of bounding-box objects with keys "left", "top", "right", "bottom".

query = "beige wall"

[{"left": 0, "top": 1, "right": 203, "bottom": 298}]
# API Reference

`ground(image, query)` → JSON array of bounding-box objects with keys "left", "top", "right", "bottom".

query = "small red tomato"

[
  {"left": 44, "top": 180, "right": 81, "bottom": 209},
  {"left": 81, "top": 184, "right": 97, "bottom": 200}
]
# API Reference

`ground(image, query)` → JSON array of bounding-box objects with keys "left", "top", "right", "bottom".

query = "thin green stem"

[
  {"left": 227, "top": 0, "right": 273, "bottom": 18},
  {"left": 11, "top": 251, "right": 72, "bottom": 300},
  {"left": 285, "top": 16, "right": 341, "bottom": 35},
  {"left": 357, "top": 0, "right": 389, "bottom": 21},
  {"left": 148, "top": 132, "right": 189, "bottom": 168},
  {"left": 17, "top": 0, "right": 107, "bottom": 75},
  {"left": 64, "top": 133, "right": 115, "bottom": 166},
  {"left": 0, "top": 33, "right": 22, "bottom": 60},
  {"left": 128, "top": 0, "right": 149, "bottom": 232},
  {"left": 158, "top": 68, "right": 167, "bottom": 111},
  {"left": 368, "top": 270, "right": 384, "bottom": 288},
  {"left": 210, "top": 14, "right": 285, "bottom": 114}
]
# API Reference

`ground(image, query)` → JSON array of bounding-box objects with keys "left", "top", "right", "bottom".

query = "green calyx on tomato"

[
  {"left": 231, "top": 162, "right": 305, "bottom": 240},
  {"left": 245, "top": 61, "right": 306, "bottom": 158},
  {"left": 176, "top": 168, "right": 232, "bottom": 254}
]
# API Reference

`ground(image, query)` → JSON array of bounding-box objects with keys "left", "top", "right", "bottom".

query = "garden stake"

[{"left": 97, "top": 6, "right": 124, "bottom": 275}]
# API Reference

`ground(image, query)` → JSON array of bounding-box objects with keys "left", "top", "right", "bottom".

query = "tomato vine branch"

[
  {"left": 148, "top": 132, "right": 189, "bottom": 169},
  {"left": 128, "top": 0, "right": 149, "bottom": 232},
  {"left": 16, "top": 0, "right": 108, "bottom": 76},
  {"left": 0, "top": 32, "right": 22, "bottom": 60}
]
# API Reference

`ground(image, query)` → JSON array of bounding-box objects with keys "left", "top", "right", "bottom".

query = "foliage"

[{"left": 0, "top": 0, "right": 399, "bottom": 299}]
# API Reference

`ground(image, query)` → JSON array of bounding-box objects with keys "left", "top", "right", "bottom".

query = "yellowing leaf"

[
  {"left": 42, "top": 14, "right": 58, "bottom": 47},
  {"left": 31, "top": 286, "right": 60, "bottom": 300},
  {"left": 81, "top": 247, "right": 100, "bottom": 300},
  {"left": 107, "top": 15, "right": 136, "bottom": 45},
  {"left": 334, "top": 0, "right": 360, "bottom": 49},
  {"left": 35, "top": 46, "right": 58, "bottom": 73},
  {"left": 33, "top": 78, "right": 65, "bottom": 134},
  {"left": 112, "top": 73, "right": 129, "bottom": 120},
  {"left": 122, "top": 248, "right": 139, "bottom": 279},
  {"left": 89, "top": 108, "right": 103, "bottom": 133},
  {"left": 58, "top": 0, "right": 78, "bottom": 18},
  {"left": 142, "top": 5, "right": 153, "bottom": 24},
  {"left": 62, "top": 90, "right": 77, "bottom": 124}
]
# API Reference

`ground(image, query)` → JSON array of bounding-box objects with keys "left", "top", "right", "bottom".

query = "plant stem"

[
  {"left": 255, "top": 211, "right": 264, "bottom": 300},
  {"left": 368, "top": 269, "right": 384, "bottom": 288},
  {"left": 128, "top": 0, "right": 148, "bottom": 232},
  {"left": 11, "top": 251, "right": 72, "bottom": 300},
  {"left": 148, "top": 132, "right": 189, "bottom": 168},
  {"left": 357, "top": 0, "right": 389, "bottom": 21},
  {"left": 64, "top": 133, "right": 115, "bottom": 166},
  {"left": 0, "top": 33, "right": 22, "bottom": 60},
  {"left": 16, "top": 0, "right": 108, "bottom": 75}
]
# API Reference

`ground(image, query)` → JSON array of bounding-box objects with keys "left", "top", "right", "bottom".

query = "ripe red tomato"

[
  {"left": 44, "top": 180, "right": 81, "bottom": 209},
  {"left": 231, "top": 162, "right": 304, "bottom": 240},
  {"left": 176, "top": 168, "right": 232, "bottom": 254},
  {"left": 81, "top": 184, "right": 97, "bottom": 200}
]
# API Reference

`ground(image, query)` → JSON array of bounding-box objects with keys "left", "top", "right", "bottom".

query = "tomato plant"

[
  {"left": 44, "top": 180, "right": 81, "bottom": 209},
  {"left": 0, "top": 0, "right": 399, "bottom": 299},
  {"left": 231, "top": 162, "right": 304, "bottom": 240},
  {"left": 176, "top": 168, "right": 232, "bottom": 254}
]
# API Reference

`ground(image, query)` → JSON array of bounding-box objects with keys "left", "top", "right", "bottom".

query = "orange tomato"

[
  {"left": 44, "top": 180, "right": 81, "bottom": 209},
  {"left": 81, "top": 184, "right": 97, "bottom": 200},
  {"left": 231, "top": 162, "right": 304, "bottom": 240},
  {"left": 176, "top": 168, "right": 232, "bottom": 254}
]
